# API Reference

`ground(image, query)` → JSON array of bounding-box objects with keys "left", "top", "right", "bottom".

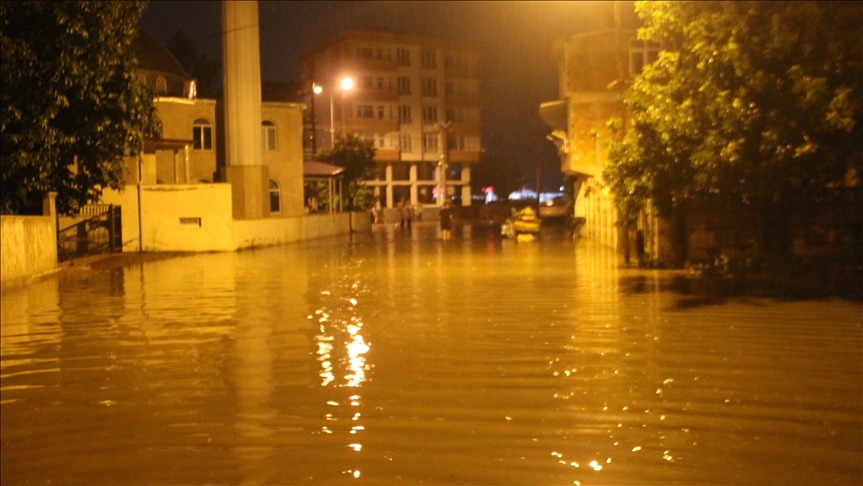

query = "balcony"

[
  {"left": 443, "top": 95, "right": 480, "bottom": 107},
  {"left": 345, "top": 118, "right": 399, "bottom": 133},
  {"left": 448, "top": 150, "right": 480, "bottom": 163},
  {"left": 374, "top": 149, "right": 399, "bottom": 162},
  {"left": 352, "top": 87, "right": 398, "bottom": 102},
  {"left": 344, "top": 58, "right": 397, "bottom": 73},
  {"left": 448, "top": 122, "right": 482, "bottom": 136}
]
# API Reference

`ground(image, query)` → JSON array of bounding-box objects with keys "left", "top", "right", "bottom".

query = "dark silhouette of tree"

[
  {"left": 1, "top": 1, "right": 160, "bottom": 215},
  {"left": 315, "top": 134, "right": 376, "bottom": 211}
]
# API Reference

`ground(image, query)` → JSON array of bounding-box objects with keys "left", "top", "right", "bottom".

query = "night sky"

[{"left": 140, "top": 1, "right": 622, "bottom": 193}]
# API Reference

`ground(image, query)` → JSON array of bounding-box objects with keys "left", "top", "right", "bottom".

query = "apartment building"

[{"left": 299, "top": 29, "right": 482, "bottom": 208}]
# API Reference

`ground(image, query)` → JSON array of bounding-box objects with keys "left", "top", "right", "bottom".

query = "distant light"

[
  {"left": 313, "top": 84, "right": 323, "bottom": 94},
  {"left": 341, "top": 77, "right": 354, "bottom": 91}
]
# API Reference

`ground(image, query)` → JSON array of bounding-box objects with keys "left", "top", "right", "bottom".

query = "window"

[
  {"left": 356, "top": 47, "right": 373, "bottom": 59},
  {"left": 376, "top": 48, "right": 385, "bottom": 60},
  {"left": 399, "top": 133, "right": 412, "bottom": 152},
  {"left": 359, "top": 76, "right": 374, "bottom": 89},
  {"left": 422, "top": 105, "right": 438, "bottom": 124},
  {"left": 445, "top": 81, "right": 454, "bottom": 96},
  {"left": 397, "top": 76, "right": 411, "bottom": 95},
  {"left": 376, "top": 77, "right": 384, "bottom": 89},
  {"left": 269, "top": 179, "right": 280, "bottom": 213},
  {"left": 377, "top": 106, "right": 385, "bottom": 119},
  {"left": 392, "top": 163, "right": 410, "bottom": 181},
  {"left": 422, "top": 133, "right": 439, "bottom": 153},
  {"left": 629, "top": 39, "right": 660, "bottom": 76},
  {"left": 192, "top": 119, "right": 213, "bottom": 150},
  {"left": 156, "top": 76, "right": 167, "bottom": 95},
  {"left": 417, "top": 162, "right": 435, "bottom": 181},
  {"left": 421, "top": 50, "right": 437, "bottom": 69},
  {"left": 398, "top": 105, "right": 412, "bottom": 123},
  {"left": 262, "top": 121, "right": 276, "bottom": 151},
  {"left": 445, "top": 109, "right": 455, "bottom": 123},
  {"left": 396, "top": 47, "right": 410, "bottom": 66},
  {"left": 356, "top": 105, "right": 374, "bottom": 119},
  {"left": 421, "top": 78, "right": 437, "bottom": 97}
]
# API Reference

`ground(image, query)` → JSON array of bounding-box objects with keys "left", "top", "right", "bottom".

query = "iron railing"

[{"left": 56, "top": 205, "right": 122, "bottom": 262}]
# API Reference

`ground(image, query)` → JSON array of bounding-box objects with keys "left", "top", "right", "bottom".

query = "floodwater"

[{"left": 1, "top": 224, "right": 861, "bottom": 485}]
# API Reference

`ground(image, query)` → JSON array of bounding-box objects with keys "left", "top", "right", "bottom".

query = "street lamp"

[{"left": 326, "top": 76, "right": 353, "bottom": 148}]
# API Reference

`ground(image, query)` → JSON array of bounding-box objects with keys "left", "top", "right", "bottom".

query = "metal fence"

[{"left": 56, "top": 205, "right": 122, "bottom": 262}]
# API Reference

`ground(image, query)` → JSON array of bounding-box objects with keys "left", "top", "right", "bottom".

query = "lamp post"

[
  {"left": 434, "top": 121, "right": 452, "bottom": 206},
  {"left": 328, "top": 76, "right": 353, "bottom": 148}
]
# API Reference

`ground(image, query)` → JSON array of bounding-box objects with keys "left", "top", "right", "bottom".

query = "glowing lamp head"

[
  {"left": 313, "top": 84, "right": 323, "bottom": 94},
  {"left": 341, "top": 77, "right": 354, "bottom": 91}
]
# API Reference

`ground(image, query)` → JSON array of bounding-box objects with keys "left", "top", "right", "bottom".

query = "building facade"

[
  {"left": 540, "top": 3, "right": 674, "bottom": 261},
  {"left": 299, "top": 30, "right": 483, "bottom": 208},
  {"left": 129, "top": 30, "right": 305, "bottom": 218}
]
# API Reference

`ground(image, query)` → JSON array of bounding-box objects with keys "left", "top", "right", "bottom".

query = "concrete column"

[
  {"left": 222, "top": 0, "right": 267, "bottom": 219},
  {"left": 409, "top": 164, "right": 417, "bottom": 204},
  {"left": 461, "top": 166, "right": 471, "bottom": 206}
]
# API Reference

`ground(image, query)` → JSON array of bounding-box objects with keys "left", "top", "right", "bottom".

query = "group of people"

[{"left": 370, "top": 200, "right": 454, "bottom": 240}]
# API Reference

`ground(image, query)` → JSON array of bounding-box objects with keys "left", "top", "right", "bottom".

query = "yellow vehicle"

[{"left": 502, "top": 206, "right": 540, "bottom": 239}]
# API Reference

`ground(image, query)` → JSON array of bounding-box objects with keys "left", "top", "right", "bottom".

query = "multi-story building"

[
  {"left": 299, "top": 29, "right": 482, "bottom": 208},
  {"left": 540, "top": 3, "right": 674, "bottom": 261}
]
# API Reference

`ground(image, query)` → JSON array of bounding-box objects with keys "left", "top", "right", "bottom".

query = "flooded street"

[{"left": 2, "top": 223, "right": 861, "bottom": 485}]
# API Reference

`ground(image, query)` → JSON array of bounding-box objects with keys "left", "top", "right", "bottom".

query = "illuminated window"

[
  {"left": 396, "top": 47, "right": 410, "bottom": 66},
  {"left": 397, "top": 76, "right": 411, "bottom": 95},
  {"left": 398, "top": 105, "right": 412, "bottom": 123},
  {"left": 422, "top": 133, "right": 439, "bottom": 153},
  {"left": 269, "top": 179, "right": 280, "bottom": 213},
  {"left": 192, "top": 119, "right": 213, "bottom": 150},
  {"left": 629, "top": 39, "right": 660, "bottom": 76},
  {"left": 155, "top": 76, "right": 167, "bottom": 95},
  {"left": 421, "top": 78, "right": 437, "bottom": 97},
  {"left": 399, "top": 133, "right": 412, "bottom": 152},
  {"left": 262, "top": 121, "right": 276, "bottom": 151},
  {"left": 356, "top": 105, "right": 374, "bottom": 119}
]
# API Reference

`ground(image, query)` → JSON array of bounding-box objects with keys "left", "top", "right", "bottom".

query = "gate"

[{"left": 56, "top": 205, "right": 122, "bottom": 262}]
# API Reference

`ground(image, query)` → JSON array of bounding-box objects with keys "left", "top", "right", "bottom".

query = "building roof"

[
  {"left": 303, "top": 161, "right": 344, "bottom": 178},
  {"left": 299, "top": 29, "right": 480, "bottom": 63},
  {"left": 133, "top": 29, "right": 191, "bottom": 79}
]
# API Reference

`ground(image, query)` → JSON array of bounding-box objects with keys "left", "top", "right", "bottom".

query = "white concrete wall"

[
  {"left": 103, "top": 184, "right": 355, "bottom": 252},
  {"left": 0, "top": 216, "right": 58, "bottom": 289}
]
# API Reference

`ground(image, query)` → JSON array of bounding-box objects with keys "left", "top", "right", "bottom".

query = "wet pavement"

[{"left": 2, "top": 223, "right": 861, "bottom": 485}]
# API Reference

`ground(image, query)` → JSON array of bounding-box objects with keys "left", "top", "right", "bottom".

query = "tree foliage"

[
  {"left": 604, "top": 1, "right": 863, "bottom": 253},
  {"left": 314, "top": 134, "right": 376, "bottom": 211},
  {"left": 166, "top": 30, "right": 221, "bottom": 99},
  {"left": 1, "top": 0, "right": 160, "bottom": 215}
]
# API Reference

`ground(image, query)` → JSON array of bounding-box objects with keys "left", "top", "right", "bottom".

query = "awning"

[
  {"left": 303, "top": 161, "right": 345, "bottom": 178},
  {"left": 539, "top": 100, "right": 568, "bottom": 130}
]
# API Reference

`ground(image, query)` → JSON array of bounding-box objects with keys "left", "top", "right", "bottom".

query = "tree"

[
  {"left": 470, "top": 152, "right": 526, "bottom": 200},
  {"left": 314, "top": 134, "right": 376, "bottom": 211},
  {"left": 1, "top": 1, "right": 160, "bottom": 215},
  {"left": 165, "top": 30, "right": 221, "bottom": 99},
  {"left": 604, "top": 1, "right": 863, "bottom": 255}
]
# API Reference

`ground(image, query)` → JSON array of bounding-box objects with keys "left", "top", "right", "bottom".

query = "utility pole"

[
  {"left": 435, "top": 121, "right": 451, "bottom": 206},
  {"left": 534, "top": 135, "right": 542, "bottom": 206}
]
